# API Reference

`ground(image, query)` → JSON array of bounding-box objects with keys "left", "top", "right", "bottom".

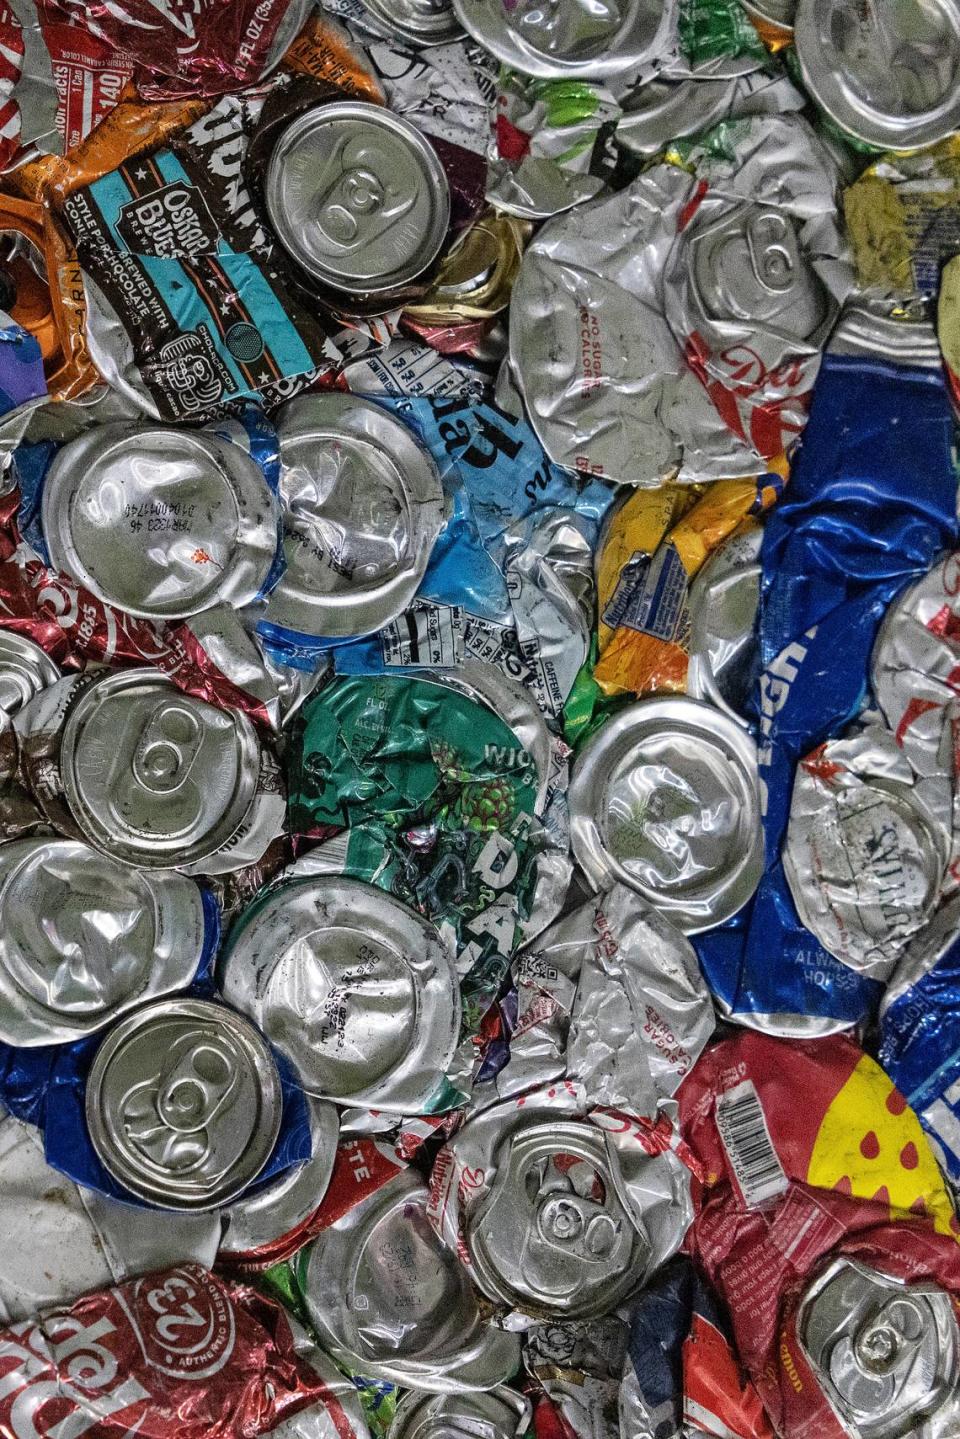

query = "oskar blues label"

[{"left": 60, "top": 101, "right": 340, "bottom": 422}]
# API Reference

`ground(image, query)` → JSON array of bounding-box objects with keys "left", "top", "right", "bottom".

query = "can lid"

[
  {"left": 616, "top": 77, "right": 736, "bottom": 158},
  {"left": 389, "top": 1387, "right": 530, "bottom": 1439},
  {"left": 265, "top": 101, "right": 451, "bottom": 295},
  {"left": 795, "top": 0, "right": 960, "bottom": 150},
  {"left": 218, "top": 1094, "right": 339, "bottom": 1255},
  {"left": 453, "top": 0, "right": 677, "bottom": 77},
  {"left": 61, "top": 669, "right": 261, "bottom": 871},
  {"left": 798, "top": 1258, "right": 959, "bottom": 1439},
  {"left": 218, "top": 875, "right": 461, "bottom": 1113},
  {"left": 687, "top": 519, "right": 762, "bottom": 725},
  {"left": 360, "top": 0, "right": 464, "bottom": 45},
  {"left": 0, "top": 838, "right": 207, "bottom": 1047},
  {"left": 263, "top": 393, "right": 444, "bottom": 641},
  {"left": 42, "top": 424, "right": 279, "bottom": 621},
  {"left": 466, "top": 1119, "right": 650, "bottom": 1319},
  {"left": 569, "top": 697, "right": 763, "bottom": 932},
  {"left": 303, "top": 1170, "right": 521, "bottom": 1391},
  {"left": 85, "top": 997, "right": 283, "bottom": 1210},
  {"left": 0, "top": 630, "right": 60, "bottom": 723},
  {"left": 739, "top": 0, "right": 795, "bottom": 30}
]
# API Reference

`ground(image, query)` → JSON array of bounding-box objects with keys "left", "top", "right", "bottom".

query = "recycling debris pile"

[{"left": 0, "top": 2, "right": 960, "bottom": 1438}]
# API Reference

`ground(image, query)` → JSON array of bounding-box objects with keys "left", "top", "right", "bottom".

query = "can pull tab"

[
  {"left": 746, "top": 210, "right": 799, "bottom": 296},
  {"left": 313, "top": 136, "right": 416, "bottom": 255},
  {"left": 155, "top": 1039, "right": 239, "bottom": 1135},
  {"left": 132, "top": 701, "right": 202, "bottom": 796},
  {"left": 536, "top": 1193, "right": 621, "bottom": 1262}
]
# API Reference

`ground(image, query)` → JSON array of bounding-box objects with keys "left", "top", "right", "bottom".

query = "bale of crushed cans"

[{"left": 1, "top": 1, "right": 960, "bottom": 1438}]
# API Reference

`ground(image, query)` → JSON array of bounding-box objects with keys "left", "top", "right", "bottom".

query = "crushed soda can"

[
  {"left": 506, "top": 113, "right": 849, "bottom": 485},
  {"left": 569, "top": 697, "right": 763, "bottom": 933},
  {"left": 0, "top": 836, "right": 211, "bottom": 1046},
  {"left": 295, "top": 1166, "right": 522, "bottom": 1390},
  {"left": 452, "top": 0, "right": 678, "bottom": 79},
  {"left": 218, "top": 875, "right": 461, "bottom": 1114},
  {"left": 686, "top": 517, "right": 762, "bottom": 724},
  {"left": 428, "top": 1087, "right": 695, "bottom": 1323},
  {"left": 0, "top": 1262, "right": 363, "bottom": 1439},
  {"left": 498, "top": 882, "right": 715, "bottom": 1109},
  {"left": 783, "top": 725, "right": 948, "bottom": 982},
  {"left": 389, "top": 1388, "right": 530, "bottom": 1439},
  {"left": 680, "top": 1028, "right": 960, "bottom": 1439},
  {"left": 85, "top": 996, "right": 284, "bottom": 1211},
  {"left": 794, "top": 0, "right": 960, "bottom": 151}
]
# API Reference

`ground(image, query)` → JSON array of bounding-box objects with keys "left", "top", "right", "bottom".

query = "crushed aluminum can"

[
  {"left": 264, "top": 99, "right": 452, "bottom": 303},
  {"left": 85, "top": 996, "right": 283, "bottom": 1211},
  {"left": 879, "top": 894, "right": 960, "bottom": 1184},
  {"left": 404, "top": 209, "right": 530, "bottom": 327},
  {"left": 59, "top": 668, "right": 262, "bottom": 871},
  {"left": 261, "top": 393, "right": 444, "bottom": 645},
  {"left": 297, "top": 1167, "right": 521, "bottom": 1391},
  {"left": 466, "top": 1116, "right": 652, "bottom": 1320},
  {"left": 783, "top": 726, "right": 947, "bottom": 983},
  {"left": 0, "top": 836, "right": 208, "bottom": 1046},
  {"left": 796, "top": 1258, "right": 960, "bottom": 1439},
  {"left": 218, "top": 875, "right": 461, "bottom": 1114},
  {"left": 939, "top": 253, "right": 960, "bottom": 411},
  {"left": 0, "top": 629, "right": 60, "bottom": 725},
  {"left": 451, "top": 0, "right": 678, "bottom": 79},
  {"left": 794, "top": 0, "right": 960, "bottom": 152},
  {"left": 388, "top": 1387, "right": 530, "bottom": 1439},
  {"left": 568, "top": 697, "right": 763, "bottom": 933},
  {"left": 871, "top": 552, "right": 960, "bottom": 890},
  {"left": 271, "top": 1329, "right": 374, "bottom": 1439},
  {"left": 500, "top": 882, "right": 715, "bottom": 1110},
  {"left": 40, "top": 423, "right": 280, "bottom": 622},
  {"left": 686, "top": 517, "right": 762, "bottom": 725},
  {"left": 0, "top": 1263, "right": 356, "bottom": 1439},
  {"left": 356, "top": 0, "right": 463, "bottom": 46},
  {"left": 219, "top": 1094, "right": 340, "bottom": 1261}
]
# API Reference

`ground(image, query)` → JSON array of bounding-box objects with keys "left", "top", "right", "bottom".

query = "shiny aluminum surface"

[
  {"left": 795, "top": 0, "right": 960, "bottom": 150},
  {"left": 615, "top": 77, "right": 737, "bottom": 157},
  {"left": 430, "top": 660, "right": 551, "bottom": 815},
  {"left": 467, "top": 1118, "right": 650, "bottom": 1319},
  {"left": 265, "top": 101, "right": 451, "bottom": 295},
  {"left": 85, "top": 997, "right": 283, "bottom": 1211},
  {"left": 218, "top": 875, "right": 461, "bottom": 1113},
  {"left": 798, "top": 1258, "right": 960, "bottom": 1439},
  {"left": 263, "top": 393, "right": 444, "bottom": 641},
  {"left": 389, "top": 1387, "right": 530, "bottom": 1439},
  {"left": 452, "top": 0, "right": 677, "bottom": 78},
  {"left": 219, "top": 1094, "right": 339, "bottom": 1256},
  {"left": 302, "top": 1169, "right": 521, "bottom": 1391},
  {"left": 361, "top": 0, "right": 464, "bottom": 45},
  {"left": 60, "top": 668, "right": 261, "bottom": 871},
  {"left": 687, "top": 519, "right": 762, "bottom": 725},
  {"left": 0, "top": 838, "right": 206, "bottom": 1047},
  {"left": 569, "top": 697, "right": 763, "bottom": 933},
  {"left": 783, "top": 727, "right": 946, "bottom": 980},
  {"left": 42, "top": 424, "right": 279, "bottom": 621},
  {"left": 0, "top": 631, "right": 60, "bottom": 723}
]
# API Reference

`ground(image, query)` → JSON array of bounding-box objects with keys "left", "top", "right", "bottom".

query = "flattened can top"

[
  {"left": 794, "top": 0, "right": 960, "bottom": 150},
  {"left": 85, "top": 997, "right": 283, "bottom": 1211},
  {"left": 265, "top": 101, "right": 451, "bottom": 296},
  {"left": 61, "top": 669, "right": 261, "bottom": 871},
  {"left": 301, "top": 1169, "right": 521, "bottom": 1391},
  {"left": 0, "top": 837, "right": 207, "bottom": 1048},
  {"left": 218, "top": 875, "right": 460, "bottom": 1114},
  {"left": 42, "top": 424, "right": 279, "bottom": 621},
  {"left": 467, "top": 1119, "right": 650, "bottom": 1319},
  {"left": 263, "top": 393, "right": 444, "bottom": 641},
  {"left": 360, "top": 0, "right": 464, "bottom": 46},
  {"left": 798, "top": 1258, "right": 959, "bottom": 1439},
  {"left": 569, "top": 697, "right": 763, "bottom": 933},
  {"left": 0, "top": 631, "right": 60, "bottom": 724},
  {"left": 389, "top": 1388, "right": 530, "bottom": 1439},
  {"left": 453, "top": 0, "right": 677, "bottom": 77}
]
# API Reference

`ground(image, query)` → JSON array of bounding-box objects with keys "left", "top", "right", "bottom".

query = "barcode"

[{"left": 716, "top": 1080, "right": 788, "bottom": 1208}]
